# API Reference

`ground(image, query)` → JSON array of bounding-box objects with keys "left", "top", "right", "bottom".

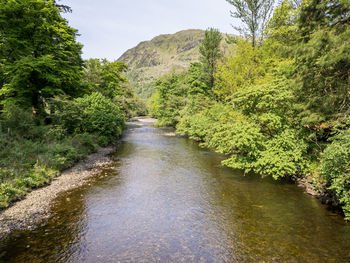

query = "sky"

[{"left": 61, "top": 0, "right": 237, "bottom": 60}]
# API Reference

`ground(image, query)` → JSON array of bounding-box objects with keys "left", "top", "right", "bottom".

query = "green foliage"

[
  {"left": 77, "top": 92, "right": 125, "bottom": 140},
  {"left": 226, "top": 0, "right": 275, "bottom": 47},
  {"left": 1, "top": 104, "right": 36, "bottom": 136},
  {"left": 199, "top": 28, "right": 223, "bottom": 89},
  {"left": 0, "top": 0, "right": 141, "bottom": 210},
  {"left": 0, "top": 106, "right": 102, "bottom": 208},
  {"left": 178, "top": 83, "right": 308, "bottom": 180},
  {"left": 320, "top": 130, "right": 350, "bottom": 220},
  {"left": 52, "top": 92, "right": 125, "bottom": 142},
  {"left": 84, "top": 58, "right": 128, "bottom": 99},
  {"left": 215, "top": 40, "right": 265, "bottom": 101},
  {"left": 44, "top": 144, "right": 80, "bottom": 170},
  {"left": 0, "top": 0, "right": 84, "bottom": 113},
  {"left": 84, "top": 58, "right": 147, "bottom": 117},
  {"left": 136, "top": 0, "right": 350, "bottom": 219},
  {"left": 263, "top": 0, "right": 300, "bottom": 57},
  {"left": 294, "top": 0, "right": 350, "bottom": 126},
  {"left": 149, "top": 73, "right": 187, "bottom": 126},
  {"left": 186, "top": 63, "right": 209, "bottom": 96}
]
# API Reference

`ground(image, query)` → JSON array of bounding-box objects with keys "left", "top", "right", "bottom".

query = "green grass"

[{"left": 0, "top": 132, "right": 101, "bottom": 208}]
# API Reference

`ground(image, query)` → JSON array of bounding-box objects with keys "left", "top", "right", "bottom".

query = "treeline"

[
  {"left": 0, "top": 0, "right": 145, "bottom": 208},
  {"left": 149, "top": 0, "right": 350, "bottom": 219}
]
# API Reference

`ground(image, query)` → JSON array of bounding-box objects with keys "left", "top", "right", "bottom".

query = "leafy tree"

[
  {"left": 0, "top": 0, "right": 84, "bottom": 114},
  {"left": 294, "top": 0, "right": 350, "bottom": 126},
  {"left": 186, "top": 63, "right": 208, "bottom": 96},
  {"left": 100, "top": 61, "right": 128, "bottom": 99},
  {"left": 298, "top": 0, "right": 350, "bottom": 39},
  {"left": 215, "top": 40, "right": 265, "bottom": 102},
  {"left": 226, "top": 0, "right": 275, "bottom": 47},
  {"left": 199, "top": 28, "right": 223, "bottom": 90},
  {"left": 263, "top": 0, "right": 300, "bottom": 55},
  {"left": 149, "top": 73, "right": 186, "bottom": 126},
  {"left": 83, "top": 59, "right": 128, "bottom": 99},
  {"left": 51, "top": 92, "right": 125, "bottom": 141},
  {"left": 83, "top": 59, "right": 104, "bottom": 90}
]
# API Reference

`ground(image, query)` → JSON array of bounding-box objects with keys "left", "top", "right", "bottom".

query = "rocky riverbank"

[{"left": 0, "top": 144, "right": 118, "bottom": 239}]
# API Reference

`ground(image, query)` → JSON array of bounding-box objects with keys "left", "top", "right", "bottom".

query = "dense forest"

[
  {"left": 0, "top": 0, "right": 145, "bottom": 208},
  {"left": 149, "top": 0, "right": 350, "bottom": 220}
]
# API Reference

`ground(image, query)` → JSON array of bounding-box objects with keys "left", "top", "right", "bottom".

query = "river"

[{"left": 0, "top": 118, "right": 349, "bottom": 262}]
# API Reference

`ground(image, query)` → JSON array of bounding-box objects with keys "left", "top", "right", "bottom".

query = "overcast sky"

[{"left": 61, "top": 0, "right": 237, "bottom": 60}]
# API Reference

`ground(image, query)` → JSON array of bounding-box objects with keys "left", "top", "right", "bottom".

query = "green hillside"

[{"left": 118, "top": 29, "right": 232, "bottom": 99}]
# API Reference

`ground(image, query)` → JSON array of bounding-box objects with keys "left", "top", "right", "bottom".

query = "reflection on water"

[{"left": 1, "top": 120, "right": 349, "bottom": 262}]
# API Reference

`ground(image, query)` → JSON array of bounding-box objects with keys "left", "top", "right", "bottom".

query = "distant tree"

[
  {"left": 186, "top": 63, "right": 208, "bottom": 96},
  {"left": 83, "top": 59, "right": 128, "bottom": 99},
  {"left": 199, "top": 28, "right": 223, "bottom": 91},
  {"left": 226, "top": 0, "right": 275, "bottom": 47},
  {"left": 83, "top": 59, "right": 105, "bottom": 90},
  {"left": 0, "top": 0, "right": 84, "bottom": 114}
]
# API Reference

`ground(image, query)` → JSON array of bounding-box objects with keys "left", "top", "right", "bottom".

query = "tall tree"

[
  {"left": 83, "top": 59, "right": 128, "bottom": 99},
  {"left": 215, "top": 40, "right": 264, "bottom": 102},
  {"left": 199, "top": 28, "right": 223, "bottom": 91},
  {"left": 0, "top": 0, "right": 84, "bottom": 114},
  {"left": 226, "top": 0, "right": 275, "bottom": 47},
  {"left": 294, "top": 0, "right": 350, "bottom": 125}
]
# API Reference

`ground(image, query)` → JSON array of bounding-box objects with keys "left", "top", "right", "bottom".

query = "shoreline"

[
  {"left": 0, "top": 116, "right": 343, "bottom": 239},
  {"left": 0, "top": 144, "right": 118, "bottom": 239}
]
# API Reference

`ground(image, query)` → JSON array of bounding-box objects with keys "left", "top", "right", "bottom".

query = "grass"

[{"left": 0, "top": 131, "right": 101, "bottom": 208}]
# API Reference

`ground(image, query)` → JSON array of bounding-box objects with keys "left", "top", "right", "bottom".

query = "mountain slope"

[{"left": 118, "top": 29, "right": 232, "bottom": 99}]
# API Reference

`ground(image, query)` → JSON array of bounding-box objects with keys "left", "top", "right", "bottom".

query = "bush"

[
  {"left": 320, "top": 130, "right": 350, "bottom": 220},
  {"left": 1, "top": 104, "right": 46, "bottom": 140},
  {"left": 177, "top": 101, "right": 308, "bottom": 180},
  {"left": 77, "top": 92, "right": 125, "bottom": 141},
  {"left": 43, "top": 144, "right": 80, "bottom": 170},
  {"left": 68, "top": 133, "right": 99, "bottom": 155},
  {"left": 52, "top": 92, "right": 125, "bottom": 144}
]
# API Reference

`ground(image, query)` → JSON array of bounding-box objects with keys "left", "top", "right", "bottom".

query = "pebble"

[{"left": 0, "top": 144, "right": 118, "bottom": 239}]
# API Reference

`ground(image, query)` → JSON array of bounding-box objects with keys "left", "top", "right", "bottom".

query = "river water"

[{"left": 0, "top": 119, "right": 349, "bottom": 262}]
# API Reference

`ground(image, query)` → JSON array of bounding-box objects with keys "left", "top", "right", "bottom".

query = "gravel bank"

[{"left": 0, "top": 144, "right": 118, "bottom": 239}]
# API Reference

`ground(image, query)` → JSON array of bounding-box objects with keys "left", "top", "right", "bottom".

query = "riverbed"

[{"left": 0, "top": 118, "right": 349, "bottom": 262}]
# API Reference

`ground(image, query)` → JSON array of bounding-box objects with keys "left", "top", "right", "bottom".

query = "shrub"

[
  {"left": 320, "top": 130, "right": 350, "bottom": 220},
  {"left": 177, "top": 101, "right": 307, "bottom": 180},
  {"left": 68, "top": 133, "right": 98, "bottom": 155},
  {"left": 44, "top": 144, "right": 80, "bottom": 170},
  {"left": 52, "top": 92, "right": 125, "bottom": 144},
  {"left": 76, "top": 92, "right": 125, "bottom": 141}
]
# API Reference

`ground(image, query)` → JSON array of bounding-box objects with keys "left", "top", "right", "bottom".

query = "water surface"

[{"left": 1, "top": 119, "right": 349, "bottom": 262}]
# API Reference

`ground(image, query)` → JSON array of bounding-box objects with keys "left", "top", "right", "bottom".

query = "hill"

[{"left": 118, "top": 29, "right": 232, "bottom": 99}]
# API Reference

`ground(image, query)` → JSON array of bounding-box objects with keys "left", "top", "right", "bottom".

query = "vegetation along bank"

[
  {"left": 0, "top": 0, "right": 146, "bottom": 211},
  {"left": 148, "top": 0, "right": 350, "bottom": 220},
  {"left": 1, "top": 0, "right": 350, "bottom": 224}
]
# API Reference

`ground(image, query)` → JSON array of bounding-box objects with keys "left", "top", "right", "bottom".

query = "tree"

[
  {"left": 83, "top": 59, "right": 128, "bottom": 99},
  {"left": 199, "top": 28, "right": 223, "bottom": 91},
  {"left": 186, "top": 63, "right": 208, "bottom": 96},
  {"left": 294, "top": 0, "right": 350, "bottom": 126},
  {"left": 264, "top": 0, "right": 299, "bottom": 47},
  {"left": 215, "top": 40, "right": 264, "bottom": 102},
  {"left": 226, "top": 0, "right": 275, "bottom": 47},
  {"left": 0, "top": 0, "right": 84, "bottom": 114},
  {"left": 149, "top": 73, "right": 187, "bottom": 126}
]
